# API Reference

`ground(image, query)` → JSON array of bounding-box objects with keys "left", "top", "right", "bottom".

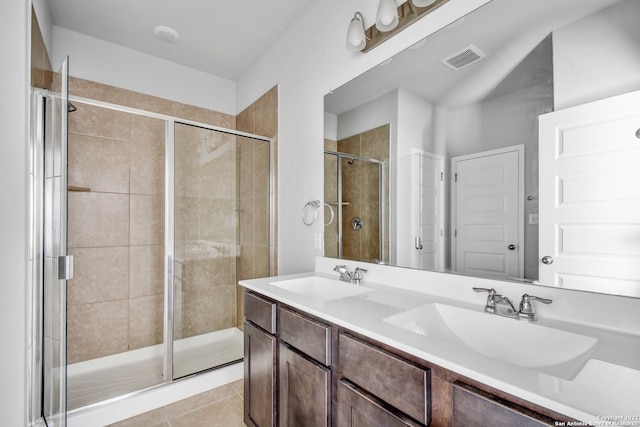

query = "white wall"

[
  {"left": 0, "top": 0, "right": 29, "bottom": 425},
  {"left": 324, "top": 112, "right": 338, "bottom": 142},
  {"left": 336, "top": 90, "right": 397, "bottom": 141},
  {"left": 394, "top": 89, "right": 437, "bottom": 266},
  {"left": 51, "top": 27, "right": 237, "bottom": 115},
  {"left": 554, "top": 0, "right": 640, "bottom": 110},
  {"left": 236, "top": 0, "right": 492, "bottom": 274},
  {"left": 32, "top": 0, "right": 53, "bottom": 53}
]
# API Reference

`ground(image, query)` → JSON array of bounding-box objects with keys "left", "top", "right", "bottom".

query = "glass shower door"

[
  {"left": 43, "top": 56, "right": 69, "bottom": 427},
  {"left": 172, "top": 123, "right": 270, "bottom": 379}
]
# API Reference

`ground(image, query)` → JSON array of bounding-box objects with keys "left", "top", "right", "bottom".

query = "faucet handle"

[
  {"left": 519, "top": 294, "right": 552, "bottom": 310},
  {"left": 518, "top": 294, "right": 552, "bottom": 321},
  {"left": 525, "top": 294, "right": 552, "bottom": 304},
  {"left": 473, "top": 287, "right": 497, "bottom": 314},
  {"left": 352, "top": 267, "right": 367, "bottom": 285},
  {"left": 472, "top": 287, "right": 496, "bottom": 295}
]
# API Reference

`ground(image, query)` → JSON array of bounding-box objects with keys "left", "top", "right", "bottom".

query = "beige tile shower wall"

[
  {"left": 66, "top": 78, "right": 235, "bottom": 364},
  {"left": 337, "top": 124, "right": 390, "bottom": 263},
  {"left": 235, "top": 86, "right": 278, "bottom": 329},
  {"left": 324, "top": 140, "right": 339, "bottom": 258}
]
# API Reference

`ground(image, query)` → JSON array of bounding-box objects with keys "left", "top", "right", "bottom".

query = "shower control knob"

[
  {"left": 352, "top": 217, "right": 363, "bottom": 230},
  {"left": 541, "top": 256, "right": 554, "bottom": 265}
]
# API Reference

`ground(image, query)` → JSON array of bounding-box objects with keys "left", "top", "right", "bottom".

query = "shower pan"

[{"left": 30, "top": 74, "right": 273, "bottom": 422}]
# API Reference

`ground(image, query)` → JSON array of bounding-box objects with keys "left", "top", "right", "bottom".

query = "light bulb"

[
  {"left": 376, "top": 0, "right": 399, "bottom": 32},
  {"left": 346, "top": 13, "right": 366, "bottom": 51},
  {"left": 380, "top": 15, "right": 393, "bottom": 26}
]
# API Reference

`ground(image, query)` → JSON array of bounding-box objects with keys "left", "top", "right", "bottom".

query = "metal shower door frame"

[{"left": 324, "top": 150, "right": 385, "bottom": 262}]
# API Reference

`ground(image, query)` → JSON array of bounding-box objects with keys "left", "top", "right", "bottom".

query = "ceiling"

[
  {"left": 48, "top": 0, "right": 318, "bottom": 81},
  {"left": 325, "top": 0, "right": 623, "bottom": 115}
]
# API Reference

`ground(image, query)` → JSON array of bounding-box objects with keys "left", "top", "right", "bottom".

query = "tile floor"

[{"left": 107, "top": 379, "right": 246, "bottom": 427}]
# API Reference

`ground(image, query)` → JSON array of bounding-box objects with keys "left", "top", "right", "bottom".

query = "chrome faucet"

[
  {"left": 333, "top": 265, "right": 367, "bottom": 285},
  {"left": 473, "top": 287, "right": 519, "bottom": 319},
  {"left": 473, "top": 288, "right": 552, "bottom": 321},
  {"left": 352, "top": 267, "right": 367, "bottom": 285},
  {"left": 473, "top": 287, "right": 498, "bottom": 314},
  {"left": 518, "top": 294, "right": 552, "bottom": 321}
]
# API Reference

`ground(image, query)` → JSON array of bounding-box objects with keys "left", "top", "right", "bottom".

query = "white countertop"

[{"left": 240, "top": 259, "right": 640, "bottom": 424}]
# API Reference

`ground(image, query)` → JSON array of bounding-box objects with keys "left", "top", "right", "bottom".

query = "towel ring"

[
  {"left": 302, "top": 200, "right": 321, "bottom": 226},
  {"left": 324, "top": 202, "right": 335, "bottom": 226}
]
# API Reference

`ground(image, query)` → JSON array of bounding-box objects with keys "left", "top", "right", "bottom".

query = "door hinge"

[
  {"left": 58, "top": 255, "right": 74, "bottom": 280},
  {"left": 454, "top": 229, "right": 457, "bottom": 237},
  {"left": 454, "top": 173, "right": 458, "bottom": 183},
  {"left": 440, "top": 171, "right": 444, "bottom": 181}
]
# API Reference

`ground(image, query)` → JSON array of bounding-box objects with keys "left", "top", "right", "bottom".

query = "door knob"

[
  {"left": 541, "top": 256, "right": 554, "bottom": 265},
  {"left": 508, "top": 244, "right": 516, "bottom": 251}
]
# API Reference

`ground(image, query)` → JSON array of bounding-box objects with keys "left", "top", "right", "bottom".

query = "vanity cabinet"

[
  {"left": 243, "top": 290, "right": 574, "bottom": 427},
  {"left": 452, "top": 382, "right": 555, "bottom": 427},
  {"left": 337, "top": 379, "right": 423, "bottom": 427},
  {"left": 338, "top": 333, "right": 431, "bottom": 426},
  {"left": 278, "top": 307, "right": 332, "bottom": 427},
  {"left": 244, "top": 293, "right": 277, "bottom": 427},
  {"left": 279, "top": 343, "right": 331, "bottom": 426}
]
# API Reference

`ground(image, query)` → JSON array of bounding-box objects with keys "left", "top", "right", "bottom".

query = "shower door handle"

[{"left": 57, "top": 255, "right": 74, "bottom": 280}]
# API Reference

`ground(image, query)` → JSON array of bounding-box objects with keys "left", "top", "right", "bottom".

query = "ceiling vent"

[{"left": 441, "top": 45, "right": 486, "bottom": 70}]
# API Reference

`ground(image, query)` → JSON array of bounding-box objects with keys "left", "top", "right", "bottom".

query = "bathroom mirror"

[{"left": 324, "top": 0, "right": 640, "bottom": 297}]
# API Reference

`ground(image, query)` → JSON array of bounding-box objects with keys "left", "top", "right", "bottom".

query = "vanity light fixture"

[
  {"left": 348, "top": 0, "right": 448, "bottom": 53},
  {"left": 411, "top": 0, "right": 437, "bottom": 7},
  {"left": 346, "top": 12, "right": 367, "bottom": 51},
  {"left": 376, "top": 0, "right": 399, "bottom": 32}
]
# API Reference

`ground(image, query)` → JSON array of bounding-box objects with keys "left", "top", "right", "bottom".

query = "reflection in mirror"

[
  {"left": 324, "top": 0, "right": 640, "bottom": 296},
  {"left": 324, "top": 125, "right": 390, "bottom": 264}
]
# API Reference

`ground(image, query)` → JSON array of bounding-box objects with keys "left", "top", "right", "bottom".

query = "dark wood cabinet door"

[
  {"left": 339, "top": 333, "right": 430, "bottom": 425},
  {"left": 452, "top": 382, "right": 555, "bottom": 427},
  {"left": 279, "top": 343, "right": 331, "bottom": 427},
  {"left": 244, "top": 321, "right": 277, "bottom": 427},
  {"left": 336, "top": 380, "right": 423, "bottom": 427}
]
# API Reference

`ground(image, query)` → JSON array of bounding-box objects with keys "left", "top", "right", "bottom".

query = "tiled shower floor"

[{"left": 67, "top": 328, "right": 244, "bottom": 410}]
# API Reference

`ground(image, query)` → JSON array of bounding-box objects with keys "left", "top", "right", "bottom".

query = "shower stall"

[
  {"left": 324, "top": 150, "right": 387, "bottom": 263},
  {"left": 31, "top": 67, "right": 273, "bottom": 424}
]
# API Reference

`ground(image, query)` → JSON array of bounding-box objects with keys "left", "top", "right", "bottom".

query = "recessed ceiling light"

[{"left": 153, "top": 25, "right": 180, "bottom": 43}]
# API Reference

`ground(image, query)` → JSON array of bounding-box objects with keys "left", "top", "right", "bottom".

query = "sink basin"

[
  {"left": 384, "top": 303, "right": 598, "bottom": 377},
  {"left": 270, "top": 277, "right": 374, "bottom": 301}
]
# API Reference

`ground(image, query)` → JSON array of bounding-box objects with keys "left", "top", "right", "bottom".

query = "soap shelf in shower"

[{"left": 68, "top": 186, "right": 91, "bottom": 192}]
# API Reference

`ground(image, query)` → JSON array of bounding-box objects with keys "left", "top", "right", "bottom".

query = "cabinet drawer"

[
  {"left": 339, "top": 333, "right": 430, "bottom": 425},
  {"left": 453, "top": 382, "right": 555, "bottom": 427},
  {"left": 279, "top": 307, "right": 331, "bottom": 366},
  {"left": 244, "top": 291, "right": 276, "bottom": 334},
  {"left": 337, "top": 380, "right": 422, "bottom": 427}
]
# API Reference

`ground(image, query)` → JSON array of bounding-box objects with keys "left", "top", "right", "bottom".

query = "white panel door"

[
  {"left": 414, "top": 152, "right": 444, "bottom": 270},
  {"left": 452, "top": 146, "right": 524, "bottom": 278},
  {"left": 538, "top": 90, "right": 640, "bottom": 297}
]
